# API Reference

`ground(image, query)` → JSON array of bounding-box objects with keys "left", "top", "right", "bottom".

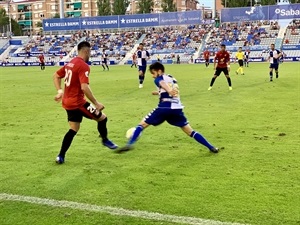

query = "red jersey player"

[
  {"left": 53, "top": 41, "right": 117, "bottom": 164},
  {"left": 203, "top": 49, "right": 210, "bottom": 68},
  {"left": 131, "top": 52, "right": 137, "bottom": 68},
  {"left": 38, "top": 53, "right": 45, "bottom": 70},
  {"left": 208, "top": 44, "right": 232, "bottom": 91}
]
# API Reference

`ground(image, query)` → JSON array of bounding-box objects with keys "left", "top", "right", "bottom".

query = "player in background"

[
  {"left": 203, "top": 48, "right": 210, "bottom": 68},
  {"left": 235, "top": 47, "right": 245, "bottom": 75},
  {"left": 116, "top": 62, "right": 218, "bottom": 154},
  {"left": 53, "top": 41, "right": 117, "bottom": 164},
  {"left": 268, "top": 43, "right": 282, "bottom": 82},
  {"left": 208, "top": 44, "right": 232, "bottom": 91},
  {"left": 131, "top": 52, "right": 137, "bottom": 68},
  {"left": 137, "top": 43, "right": 150, "bottom": 88},
  {"left": 102, "top": 50, "right": 109, "bottom": 71},
  {"left": 39, "top": 53, "right": 45, "bottom": 70},
  {"left": 99, "top": 54, "right": 105, "bottom": 71},
  {"left": 244, "top": 49, "right": 250, "bottom": 67}
]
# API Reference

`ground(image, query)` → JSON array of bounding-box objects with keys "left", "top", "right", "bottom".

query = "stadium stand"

[
  {"left": 204, "top": 22, "right": 278, "bottom": 52},
  {"left": 137, "top": 25, "right": 211, "bottom": 64},
  {"left": 86, "top": 31, "right": 143, "bottom": 64},
  {"left": 281, "top": 19, "right": 300, "bottom": 58}
]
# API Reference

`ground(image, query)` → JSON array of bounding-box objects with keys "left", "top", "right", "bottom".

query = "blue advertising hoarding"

[
  {"left": 282, "top": 45, "right": 300, "bottom": 50},
  {"left": 119, "top": 13, "right": 159, "bottom": 28},
  {"left": 43, "top": 18, "right": 81, "bottom": 31},
  {"left": 269, "top": 4, "right": 300, "bottom": 20},
  {"left": 221, "top": 3, "right": 300, "bottom": 22},
  {"left": 221, "top": 5, "right": 269, "bottom": 22},
  {"left": 159, "top": 10, "right": 201, "bottom": 26},
  {"left": 43, "top": 10, "right": 202, "bottom": 31},
  {"left": 81, "top": 16, "right": 119, "bottom": 29}
]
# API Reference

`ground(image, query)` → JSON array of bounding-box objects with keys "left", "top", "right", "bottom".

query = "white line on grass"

[{"left": 0, "top": 193, "right": 249, "bottom": 225}]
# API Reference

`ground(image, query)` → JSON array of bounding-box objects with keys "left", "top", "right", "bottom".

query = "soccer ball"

[{"left": 126, "top": 127, "right": 140, "bottom": 139}]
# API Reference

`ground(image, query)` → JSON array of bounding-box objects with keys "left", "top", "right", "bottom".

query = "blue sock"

[
  {"left": 269, "top": 71, "right": 273, "bottom": 78},
  {"left": 128, "top": 125, "right": 143, "bottom": 145},
  {"left": 190, "top": 131, "right": 214, "bottom": 150}
]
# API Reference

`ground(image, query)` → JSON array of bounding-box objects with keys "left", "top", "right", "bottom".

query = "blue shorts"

[
  {"left": 270, "top": 63, "right": 279, "bottom": 70},
  {"left": 144, "top": 108, "right": 188, "bottom": 127},
  {"left": 138, "top": 66, "right": 147, "bottom": 74}
]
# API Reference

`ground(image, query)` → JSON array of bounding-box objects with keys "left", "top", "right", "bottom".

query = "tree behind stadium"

[
  {"left": 113, "top": 0, "right": 129, "bottom": 15},
  {"left": 97, "top": 0, "right": 111, "bottom": 16},
  {"left": 138, "top": 0, "right": 154, "bottom": 14},
  {"left": 162, "top": 0, "right": 177, "bottom": 12},
  {"left": 0, "top": 8, "right": 22, "bottom": 36}
]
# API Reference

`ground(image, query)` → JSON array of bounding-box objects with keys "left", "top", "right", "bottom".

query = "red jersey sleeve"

[
  {"left": 56, "top": 66, "right": 66, "bottom": 78},
  {"left": 78, "top": 63, "right": 90, "bottom": 84},
  {"left": 226, "top": 52, "right": 230, "bottom": 62}
]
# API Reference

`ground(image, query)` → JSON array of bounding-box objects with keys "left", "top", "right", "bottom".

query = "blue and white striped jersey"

[
  {"left": 269, "top": 49, "right": 281, "bottom": 64},
  {"left": 137, "top": 50, "right": 150, "bottom": 66},
  {"left": 154, "top": 74, "right": 183, "bottom": 109}
]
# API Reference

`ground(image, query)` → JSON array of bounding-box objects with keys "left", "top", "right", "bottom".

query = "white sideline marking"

[{"left": 0, "top": 193, "right": 249, "bottom": 225}]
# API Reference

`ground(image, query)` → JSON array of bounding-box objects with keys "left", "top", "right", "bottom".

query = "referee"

[{"left": 235, "top": 47, "right": 245, "bottom": 75}]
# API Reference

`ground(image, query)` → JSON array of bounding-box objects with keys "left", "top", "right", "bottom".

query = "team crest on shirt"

[{"left": 85, "top": 71, "right": 89, "bottom": 77}]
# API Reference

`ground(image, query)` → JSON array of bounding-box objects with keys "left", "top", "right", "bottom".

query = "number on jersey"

[{"left": 64, "top": 69, "right": 72, "bottom": 87}]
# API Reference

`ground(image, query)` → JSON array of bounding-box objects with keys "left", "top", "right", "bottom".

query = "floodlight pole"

[
  {"left": 59, "top": 0, "right": 64, "bottom": 18},
  {"left": 7, "top": 0, "right": 12, "bottom": 35}
]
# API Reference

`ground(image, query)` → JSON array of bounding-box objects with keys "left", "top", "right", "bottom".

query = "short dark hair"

[
  {"left": 139, "top": 43, "right": 144, "bottom": 46},
  {"left": 78, "top": 41, "right": 91, "bottom": 51},
  {"left": 221, "top": 44, "right": 226, "bottom": 47},
  {"left": 149, "top": 62, "right": 165, "bottom": 73},
  {"left": 271, "top": 43, "right": 275, "bottom": 46}
]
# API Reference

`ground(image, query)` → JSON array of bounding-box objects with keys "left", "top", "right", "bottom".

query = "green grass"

[{"left": 0, "top": 63, "right": 300, "bottom": 225}]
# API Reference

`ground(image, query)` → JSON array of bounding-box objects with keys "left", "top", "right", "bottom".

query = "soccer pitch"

[{"left": 0, "top": 63, "right": 299, "bottom": 225}]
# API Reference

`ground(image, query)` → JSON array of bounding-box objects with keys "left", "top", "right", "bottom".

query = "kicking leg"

[
  {"left": 181, "top": 124, "right": 218, "bottom": 153},
  {"left": 116, "top": 121, "right": 149, "bottom": 153},
  {"left": 96, "top": 113, "right": 117, "bottom": 149}
]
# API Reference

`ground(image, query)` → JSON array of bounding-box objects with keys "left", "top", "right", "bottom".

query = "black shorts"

[
  {"left": 66, "top": 102, "right": 102, "bottom": 123},
  {"left": 40, "top": 62, "right": 45, "bottom": 66},
  {"left": 205, "top": 59, "right": 209, "bottom": 63},
  {"left": 238, "top": 60, "right": 244, "bottom": 67},
  {"left": 215, "top": 67, "right": 229, "bottom": 76}
]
